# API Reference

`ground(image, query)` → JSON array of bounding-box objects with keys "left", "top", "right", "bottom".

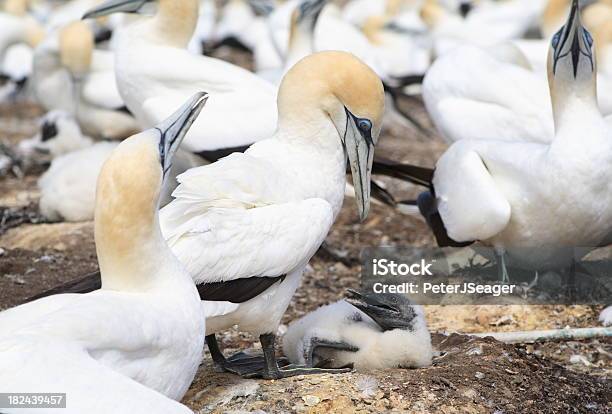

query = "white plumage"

[
  {"left": 0, "top": 94, "right": 209, "bottom": 413},
  {"left": 106, "top": 0, "right": 278, "bottom": 152},
  {"left": 282, "top": 298, "right": 433, "bottom": 370}
]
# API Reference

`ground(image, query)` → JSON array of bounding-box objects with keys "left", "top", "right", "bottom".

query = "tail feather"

[
  {"left": 372, "top": 157, "right": 434, "bottom": 188},
  {"left": 25, "top": 271, "right": 101, "bottom": 303}
]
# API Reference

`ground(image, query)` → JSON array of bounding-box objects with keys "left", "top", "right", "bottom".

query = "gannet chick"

[
  {"left": 19, "top": 110, "right": 94, "bottom": 158},
  {"left": 283, "top": 290, "right": 433, "bottom": 370},
  {"left": 0, "top": 93, "right": 208, "bottom": 413},
  {"left": 83, "top": 0, "right": 278, "bottom": 153},
  {"left": 38, "top": 141, "right": 118, "bottom": 222},
  {"left": 387, "top": 0, "right": 612, "bottom": 282},
  {"left": 33, "top": 111, "right": 205, "bottom": 222}
]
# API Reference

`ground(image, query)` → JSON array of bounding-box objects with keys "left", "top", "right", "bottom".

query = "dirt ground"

[{"left": 0, "top": 57, "right": 610, "bottom": 412}]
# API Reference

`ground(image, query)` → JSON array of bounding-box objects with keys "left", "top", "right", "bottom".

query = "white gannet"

[
  {"left": 32, "top": 21, "right": 140, "bottom": 140},
  {"left": 421, "top": 0, "right": 546, "bottom": 57},
  {"left": 0, "top": 93, "right": 208, "bottom": 413},
  {"left": 31, "top": 111, "right": 205, "bottom": 222},
  {"left": 83, "top": 0, "right": 278, "bottom": 153},
  {"left": 19, "top": 110, "right": 95, "bottom": 158},
  {"left": 0, "top": 0, "right": 45, "bottom": 95},
  {"left": 282, "top": 290, "right": 433, "bottom": 370},
  {"left": 397, "top": 0, "right": 612, "bottom": 284},
  {"left": 37, "top": 51, "right": 386, "bottom": 379},
  {"left": 161, "top": 51, "right": 384, "bottom": 379},
  {"left": 422, "top": 43, "right": 555, "bottom": 143}
]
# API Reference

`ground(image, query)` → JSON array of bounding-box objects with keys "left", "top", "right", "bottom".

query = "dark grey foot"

[
  {"left": 257, "top": 333, "right": 352, "bottom": 380},
  {"left": 206, "top": 334, "right": 294, "bottom": 378}
]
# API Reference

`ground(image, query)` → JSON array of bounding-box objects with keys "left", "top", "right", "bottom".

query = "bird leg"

[
  {"left": 258, "top": 333, "right": 352, "bottom": 380},
  {"left": 496, "top": 250, "right": 510, "bottom": 284},
  {"left": 205, "top": 334, "right": 288, "bottom": 377},
  {"left": 304, "top": 337, "right": 359, "bottom": 368}
]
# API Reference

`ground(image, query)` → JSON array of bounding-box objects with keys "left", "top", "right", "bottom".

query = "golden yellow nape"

[
  {"left": 4, "top": 0, "right": 27, "bottom": 15},
  {"left": 279, "top": 51, "right": 385, "bottom": 126},
  {"left": 582, "top": 2, "right": 612, "bottom": 32},
  {"left": 542, "top": 0, "right": 570, "bottom": 37},
  {"left": 420, "top": 0, "right": 445, "bottom": 28},
  {"left": 362, "top": 15, "right": 386, "bottom": 44},
  {"left": 59, "top": 22, "right": 94, "bottom": 78}
]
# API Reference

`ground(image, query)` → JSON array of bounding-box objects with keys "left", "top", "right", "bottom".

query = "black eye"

[
  {"left": 584, "top": 30, "right": 593, "bottom": 48},
  {"left": 357, "top": 119, "right": 372, "bottom": 132},
  {"left": 551, "top": 30, "right": 561, "bottom": 49},
  {"left": 41, "top": 121, "right": 58, "bottom": 142}
]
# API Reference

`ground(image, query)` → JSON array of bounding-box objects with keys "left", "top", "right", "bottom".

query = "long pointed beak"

[
  {"left": 157, "top": 92, "right": 209, "bottom": 178},
  {"left": 553, "top": 0, "right": 593, "bottom": 77},
  {"left": 344, "top": 109, "right": 376, "bottom": 221},
  {"left": 82, "top": 0, "right": 148, "bottom": 19},
  {"left": 345, "top": 289, "right": 407, "bottom": 331}
]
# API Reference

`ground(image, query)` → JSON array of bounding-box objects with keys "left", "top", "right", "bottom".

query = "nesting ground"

[{"left": 0, "top": 53, "right": 610, "bottom": 413}]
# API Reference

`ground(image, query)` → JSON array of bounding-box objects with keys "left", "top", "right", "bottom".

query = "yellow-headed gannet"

[
  {"left": 390, "top": 0, "right": 612, "bottom": 283},
  {"left": 32, "top": 21, "right": 140, "bottom": 140},
  {"left": 83, "top": 0, "right": 278, "bottom": 154},
  {"left": 32, "top": 51, "right": 385, "bottom": 379},
  {"left": 0, "top": 93, "right": 208, "bottom": 413}
]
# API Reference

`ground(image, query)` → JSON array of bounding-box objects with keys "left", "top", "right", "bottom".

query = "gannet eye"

[
  {"left": 357, "top": 119, "right": 372, "bottom": 133},
  {"left": 41, "top": 121, "right": 58, "bottom": 142},
  {"left": 551, "top": 30, "right": 562, "bottom": 49},
  {"left": 584, "top": 30, "right": 593, "bottom": 48}
]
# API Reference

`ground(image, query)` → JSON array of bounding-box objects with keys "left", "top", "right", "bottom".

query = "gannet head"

[
  {"left": 420, "top": 0, "right": 445, "bottom": 29},
  {"left": 83, "top": 0, "right": 197, "bottom": 47},
  {"left": 362, "top": 16, "right": 386, "bottom": 45},
  {"left": 289, "top": 0, "right": 326, "bottom": 41},
  {"left": 279, "top": 51, "right": 384, "bottom": 221},
  {"left": 346, "top": 289, "right": 419, "bottom": 332},
  {"left": 95, "top": 93, "right": 207, "bottom": 288},
  {"left": 547, "top": 0, "right": 597, "bottom": 109},
  {"left": 542, "top": 0, "right": 570, "bottom": 38},
  {"left": 59, "top": 22, "right": 94, "bottom": 80}
]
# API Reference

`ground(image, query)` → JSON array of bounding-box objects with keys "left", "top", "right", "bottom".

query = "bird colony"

[{"left": 0, "top": 0, "right": 610, "bottom": 412}]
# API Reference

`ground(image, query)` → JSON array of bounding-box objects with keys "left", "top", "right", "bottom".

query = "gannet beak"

[
  {"left": 157, "top": 92, "right": 209, "bottom": 178},
  {"left": 552, "top": 0, "right": 594, "bottom": 77},
  {"left": 343, "top": 108, "right": 376, "bottom": 221},
  {"left": 346, "top": 289, "right": 412, "bottom": 331},
  {"left": 82, "top": 0, "right": 149, "bottom": 19},
  {"left": 298, "top": 0, "right": 327, "bottom": 26}
]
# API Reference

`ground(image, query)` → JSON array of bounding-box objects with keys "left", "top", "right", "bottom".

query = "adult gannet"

[
  {"left": 0, "top": 93, "right": 208, "bottom": 413},
  {"left": 282, "top": 290, "right": 433, "bottom": 370},
  {"left": 30, "top": 111, "right": 205, "bottom": 222},
  {"left": 83, "top": 0, "right": 278, "bottom": 153},
  {"left": 421, "top": 0, "right": 546, "bottom": 56},
  {"left": 396, "top": 0, "right": 612, "bottom": 282},
  {"left": 422, "top": 43, "right": 555, "bottom": 143},
  {"left": 0, "top": 0, "right": 45, "bottom": 89},
  {"left": 34, "top": 51, "right": 385, "bottom": 379},
  {"left": 31, "top": 21, "right": 140, "bottom": 140}
]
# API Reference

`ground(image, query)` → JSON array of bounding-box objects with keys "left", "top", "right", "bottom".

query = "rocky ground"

[{"left": 0, "top": 66, "right": 610, "bottom": 412}]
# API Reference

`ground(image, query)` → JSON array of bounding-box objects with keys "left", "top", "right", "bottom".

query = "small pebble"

[
  {"left": 475, "top": 371, "right": 485, "bottom": 379},
  {"left": 302, "top": 395, "right": 320, "bottom": 407}
]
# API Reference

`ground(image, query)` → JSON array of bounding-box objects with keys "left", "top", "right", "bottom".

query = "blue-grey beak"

[
  {"left": 83, "top": 0, "right": 149, "bottom": 19},
  {"left": 551, "top": 0, "right": 594, "bottom": 78},
  {"left": 156, "top": 92, "right": 209, "bottom": 179}
]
